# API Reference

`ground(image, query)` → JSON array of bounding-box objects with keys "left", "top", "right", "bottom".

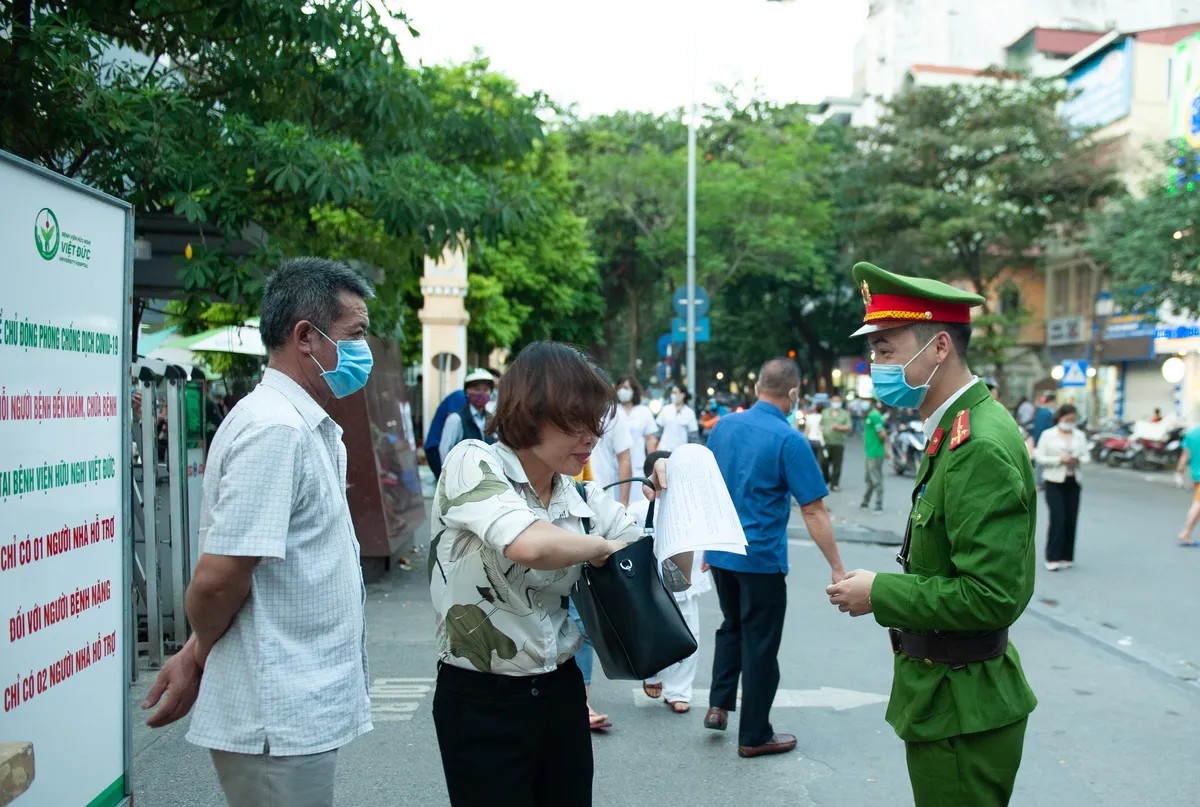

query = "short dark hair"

[
  {"left": 758, "top": 358, "right": 800, "bottom": 397},
  {"left": 908, "top": 321, "right": 971, "bottom": 364},
  {"left": 616, "top": 375, "right": 643, "bottom": 405},
  {"left": 1054, "top": 404, "right": 1078, "bottom": 423},
  {"left": 644, "top": 450, "right": 671, "bottom": 478},
  {"left": 259, "top": 257, "right": 375, "bottom": 351},
  {"left": 487, "top": 342, "right": 616, "bottom": 450}
]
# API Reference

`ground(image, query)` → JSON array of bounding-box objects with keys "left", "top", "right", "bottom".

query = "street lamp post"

[{"left": 686, "top": 112, "right": 697, "bottom": 396}]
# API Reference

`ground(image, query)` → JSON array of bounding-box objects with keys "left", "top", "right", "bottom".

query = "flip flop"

[
  {"left": 642, "top": 681, "right": 662, "bottom": 699},
  {"left": 589, "top": 713, "right": 612, "bottom": 731},
  {"left": 1178, "top": 539, "right": 1200, "bottom": 547},
  {"left": 665, "top": 700, "right": 690, "bottom": 714}
]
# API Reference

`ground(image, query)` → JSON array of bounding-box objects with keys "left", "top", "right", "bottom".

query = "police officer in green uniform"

[{"left": 826, "top": 262, "right": 1037, "bottom": 807}]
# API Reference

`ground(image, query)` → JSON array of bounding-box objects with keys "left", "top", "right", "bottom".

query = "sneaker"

[
  {"left": 1044, "top": 561, "right": 1062, "bottom": 571},
  {"left": 872, "top": 507, "right": 884, "bottom": 515}
]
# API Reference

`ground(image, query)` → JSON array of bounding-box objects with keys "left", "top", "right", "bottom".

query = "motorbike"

[
  {"left": 1131, "top": 427, "right": 1185, "bottom": 471},
  {"left": 889, "top": 419, "right": 927, "bottom": 476},
  {"left": 1091, "top": 420, "right": 1134, "bottom": 464}
]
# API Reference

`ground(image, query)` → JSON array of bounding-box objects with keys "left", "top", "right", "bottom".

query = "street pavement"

[{"left": 128, "top": 437, "right": 1200, "bottom": 806}]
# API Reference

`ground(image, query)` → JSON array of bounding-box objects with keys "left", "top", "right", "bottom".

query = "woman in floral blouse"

[{"left": 429, "top": 341, "right": 691, "bottom": 807}]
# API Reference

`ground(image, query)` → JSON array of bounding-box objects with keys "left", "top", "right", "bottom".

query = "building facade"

[
  {"left": 851, "top": 0, "right": 1195, "bottom": 125},
  {"left": 1044, "top": 25, "right": 1200, "bottom": 424}
]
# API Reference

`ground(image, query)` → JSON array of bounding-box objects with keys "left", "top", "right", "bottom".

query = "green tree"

[
  {"left": 466, "top": 133, "right": 603, "bottom": 357},
  {"left": 1088, "top": 146, "right": 1200, "bottom": 317},
  {"left": 564, "top": 111, "right": 688, "bottom": 373},
  {"left": 849, "top": 76, "right": 1122, "bottom": 378},
  {"left": 1, "top": 1, "right": 545, "bottom": 346}
]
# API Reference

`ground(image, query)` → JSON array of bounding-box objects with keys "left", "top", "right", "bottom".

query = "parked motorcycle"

[
  {"left": 890, "top": 419, "right": 927, "bottom": 476},
  {"left": 1132, "top": 427, "right": 1185, "bottom": 471}
]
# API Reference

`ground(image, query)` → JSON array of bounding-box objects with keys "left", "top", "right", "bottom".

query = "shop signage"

[
  {"left": 1047, "top": 316, "right": 1086, "bottom": 346},
  {"left": 1064, "top": 37, "right": 1133, "bottom": 131}
]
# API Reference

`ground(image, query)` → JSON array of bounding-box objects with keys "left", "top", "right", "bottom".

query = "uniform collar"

[
  {"left": 494, "top": 442, "right": 596, "bottom": 520},
  {"left": 260, "top": 368, "right": 332, "bottom": 432},
  {"left": 923, "top": 376, "right": 978, "bottom": 443}
]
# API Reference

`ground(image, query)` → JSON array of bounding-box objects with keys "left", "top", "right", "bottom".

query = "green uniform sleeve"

[{"left": 872, "top": 437, "right": 1033, "bottom": 633}]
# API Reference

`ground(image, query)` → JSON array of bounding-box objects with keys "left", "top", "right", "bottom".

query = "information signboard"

[{"left": 0, "top": 150, "right": 133, "bottom": 807}]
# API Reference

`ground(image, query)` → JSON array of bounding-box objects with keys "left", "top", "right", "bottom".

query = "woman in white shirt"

[
  {"left": 804, "top": 404, "right": 827, "bottom": 482},
  {"left": 616, "top": 376, "right": 659, "bottom": 505},
  {"left": 1033, "top": 404, "right": 1090, "bottom": 572},
  {"left": 631, "top": 450, "right": 712, "bottom": 714},
  {"left": 656, "top": 384, "right": 699, "bottom": 451}
]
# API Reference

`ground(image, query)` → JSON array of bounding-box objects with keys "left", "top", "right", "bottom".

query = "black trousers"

[
  {"left": 826, "top": 443, "right": 845, "bottom": 487},
  {"left": 808, "top": 441, "right": 829, "bottom": 483},
  {"left": 427, "top": 445, "right": 443, "bottom": 480},
  {"left": 433, "top": 658, "right": 592, "bottom": 807},
  {"left": 1044, "top": 477, "right": 1081, "bottom": 562},
  {"left": 708, "top": 566, "right": 788, "bottom": 747}
]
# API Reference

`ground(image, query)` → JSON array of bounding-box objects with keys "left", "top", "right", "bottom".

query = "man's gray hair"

[
  {"left": 259, "top": 257, "right": 375, "bottom": 351},
  {"left": 758, "top": 357, "right": 801, "bottom": 398}
]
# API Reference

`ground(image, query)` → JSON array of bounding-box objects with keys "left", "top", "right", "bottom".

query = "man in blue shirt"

[
  {"left": 703, "top": 358, "right": 846, "bottom": 758},
  {"left": 424, "top": 389, "right": 467, "bottom": 480}
]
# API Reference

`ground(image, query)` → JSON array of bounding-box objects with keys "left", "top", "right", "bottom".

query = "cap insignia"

[{"left": 860, "top": 280, "right": 872, "bottom": 305}]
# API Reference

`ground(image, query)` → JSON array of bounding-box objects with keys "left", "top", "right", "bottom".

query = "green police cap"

[{"left": 850, "top": 262, "right": 986, "bottom": 337}]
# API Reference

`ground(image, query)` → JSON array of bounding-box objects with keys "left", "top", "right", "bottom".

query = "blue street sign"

[
  {"left": 1060, "top": 360, "right": 1088, "bottom": 388},
  {"left": 673, "top": 286, "right": 711, "bottom": 318},
  {"left": 672, "top": 317, "right": 710, "bottom": 342},
  {"left": 657, "top": 333, "right": 676, "bottom": 358}
]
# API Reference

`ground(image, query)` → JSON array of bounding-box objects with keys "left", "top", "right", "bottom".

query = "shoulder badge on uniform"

[
  {"left": 949, "top": 409, "right": 971, "bottom": 450},
  {"left": 926, "top": 427, "right": 944, "bottom": 455}
]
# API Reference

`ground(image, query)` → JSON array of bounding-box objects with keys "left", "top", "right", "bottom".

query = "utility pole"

[{"left": 686, "top": 111, "right": 697, "bottom": 396}]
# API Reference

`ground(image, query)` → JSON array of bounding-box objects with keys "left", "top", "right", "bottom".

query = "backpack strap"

[{"left": 574, "top": 481, "right": 593, "bottom": 534}]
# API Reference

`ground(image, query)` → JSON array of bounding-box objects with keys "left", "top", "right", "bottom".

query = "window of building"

[
  {"left": 1052, "top": 267, "right": 1071, "bottom": 317},
  {"left": 1075, "top": 266, "right": 1097, "bottom": 317}
]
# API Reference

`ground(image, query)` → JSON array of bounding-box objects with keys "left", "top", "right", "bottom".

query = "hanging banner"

[{"left": 0, "top": 150, "right": 133, "bottom": 807}]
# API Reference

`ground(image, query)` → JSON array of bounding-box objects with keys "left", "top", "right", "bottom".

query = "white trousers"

[{"left": 645, "top": 594, "right": 701, "bottom": 703}]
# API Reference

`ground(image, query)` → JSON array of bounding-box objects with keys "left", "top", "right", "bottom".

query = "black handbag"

[{"left": 570, "top": 480, "right": 698, "bottom": 680}]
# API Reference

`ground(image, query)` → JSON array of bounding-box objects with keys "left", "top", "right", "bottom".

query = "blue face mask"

[
  {"left": 311, "top": 327, "right": 373, "bottom": 398},
  {"left": 870, "top": 335, "right": 939, "bottom": 409}
]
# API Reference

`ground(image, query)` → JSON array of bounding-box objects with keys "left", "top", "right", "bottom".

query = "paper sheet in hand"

[{"left": 653, "top": 444, "right": 748, "bottom": 563}]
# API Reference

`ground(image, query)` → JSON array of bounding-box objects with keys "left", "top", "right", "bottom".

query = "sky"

[{"left": 388, "top": 0, "right": 869, "bottom": 116}]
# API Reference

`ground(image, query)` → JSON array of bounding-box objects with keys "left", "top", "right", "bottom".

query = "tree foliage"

[
  {"left": 1, "top": 0, "right": 546, "bottom": 347},
  {"left": 1087, "top": 147, "right": 1200, "bottom": 317},
  {"left": 848, "top": 77, "right": 1122, "bottom": 371}
]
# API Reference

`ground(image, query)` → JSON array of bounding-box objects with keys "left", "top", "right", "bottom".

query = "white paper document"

[{"left": 652, "top": 444, "right": 748, "bottom": 563}]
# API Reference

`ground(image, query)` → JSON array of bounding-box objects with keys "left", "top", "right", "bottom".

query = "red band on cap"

[{"left": 864, "top": 294, "right": 971, "bottom": 324}]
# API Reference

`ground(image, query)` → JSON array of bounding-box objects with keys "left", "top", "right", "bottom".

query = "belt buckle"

[{"left": 888, "top": 628, "right": 901, "bottom": 654}]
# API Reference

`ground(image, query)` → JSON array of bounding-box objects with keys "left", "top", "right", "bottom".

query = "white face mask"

[
  {"left": 671, "top": 392, "right": 684, "bottom": 404},
  {"left": 1058, "top": 421, "right": 1074, "bottom": 432},
  {"left": 617, "top": 388, "right": 634, "bottom": 404}
]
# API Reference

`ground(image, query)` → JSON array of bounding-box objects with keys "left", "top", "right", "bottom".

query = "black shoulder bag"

[{"left": 570, "top": 479, "right": 698, "bottom": 680}]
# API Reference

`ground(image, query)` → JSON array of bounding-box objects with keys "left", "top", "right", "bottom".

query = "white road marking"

[
  {"left": 370, "top": 677, "right": 434, "bottom": 723},
  {"left": 632, "top": 686, "right": 886, "bottom": 711}
]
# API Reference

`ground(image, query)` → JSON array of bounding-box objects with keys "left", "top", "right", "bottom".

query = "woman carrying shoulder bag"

[
  {"left": 1034, "top": 404, "right": 1089, "bottom": 572},
  {"left": 429, "top": 341, "right": 692, "bottom": 807}
]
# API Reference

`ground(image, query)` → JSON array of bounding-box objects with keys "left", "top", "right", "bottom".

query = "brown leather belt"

[{"left": 889, "top": 628, "right": 1008, "bottom": 669}]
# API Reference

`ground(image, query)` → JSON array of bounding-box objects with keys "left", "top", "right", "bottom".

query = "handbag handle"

[{"left": 601, "top": 476, "right": 657, "bottom": 529}]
